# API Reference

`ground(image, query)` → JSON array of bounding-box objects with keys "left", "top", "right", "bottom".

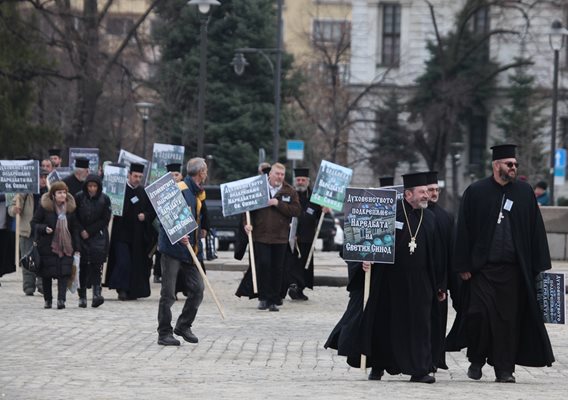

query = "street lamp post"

[
  {"left": 188, "top": 0, "right": 220, "bottom": 158},
  {"left": 230, "top": 0, "right": 284, "bottom": 163},
  {"left": 549, "top": 20, "right": 568, "bottom": 206},
  {"left": 135, "top": 101, "right": 155, "bottom": 159}
]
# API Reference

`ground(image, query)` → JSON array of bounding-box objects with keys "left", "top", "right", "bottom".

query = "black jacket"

[
  {"left": 31, "top": 193, "right": 80, "bottom": 278},
  {"left": 75, "top": 175, "right": 112, "bottom": 265}
]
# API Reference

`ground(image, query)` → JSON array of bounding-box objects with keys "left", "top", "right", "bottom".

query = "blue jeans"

[{"left": 157, "top": 254, "right": 204, "bottom": 336}]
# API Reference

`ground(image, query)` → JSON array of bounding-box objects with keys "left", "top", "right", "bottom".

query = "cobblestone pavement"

[{"left": 1, "top": 252, "right": 568, "bottom": 400}]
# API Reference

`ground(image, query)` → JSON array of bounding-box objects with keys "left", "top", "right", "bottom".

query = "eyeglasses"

[
  {"left": 428, "top": 188, "right": 441, "bottom": 193},
  {"left": 501, "top": 161, "right": 519, "bottom": 169}
]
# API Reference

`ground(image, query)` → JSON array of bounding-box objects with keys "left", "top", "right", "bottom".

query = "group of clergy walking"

[{"left": 326, "top": 143, "right": 554, "bottom": 384}]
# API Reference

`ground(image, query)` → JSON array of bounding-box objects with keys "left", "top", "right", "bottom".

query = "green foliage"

[
  {"left": 494, "top": 62, "right": 548, "bottom": 181},
  {"left": 369, "top": 91, "right": 417, "bottom": 177},
  {"left": 0, "top": 3, "right": 58, "bottom": 158},
  {"left": 152, "top": 0, "right": 298, "bottom": 182}
]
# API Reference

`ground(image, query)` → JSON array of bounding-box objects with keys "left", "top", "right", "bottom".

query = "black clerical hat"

[
  {"left": 379, "top": 176, "right": 394, "bottom": 187},
  {"left": 48, "top": 148, "right": 61, "bottom": 157},
  {"left": 402, "top": 172, "right": 428, "bottom": 189},
  {"left": 166, "top": 163, "right": 181, "bottom": 173},
  {"left": 130, "top": 163, "right": 145, "bottom": 173},
  {"left": 426, "top": 171, "right": 438, "bottom": 185},
  {"left": 74, "top": 157, "right": 90, "bottom": 169},
  {"left": 294, "top": 168, "right": 309, "bottom": 178},
  {"left": 491, "top": 144, "right": 517, "bottom": 160}
]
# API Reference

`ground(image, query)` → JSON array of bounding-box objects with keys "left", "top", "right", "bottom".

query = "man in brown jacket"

[{"left": 245, "top": 163, "right": 301, "bottom": 312}]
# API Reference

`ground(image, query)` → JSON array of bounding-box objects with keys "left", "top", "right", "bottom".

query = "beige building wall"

[{"left": 283, "top": 0, "right": 352, "bottom": 66}]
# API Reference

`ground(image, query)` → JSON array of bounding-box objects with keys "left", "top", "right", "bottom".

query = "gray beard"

[
  {"left": 295, "top": 185, "right": 308, "bottom": 192},
  {"left": 500, "top": 171, "right": 515, "bottom": 183}
]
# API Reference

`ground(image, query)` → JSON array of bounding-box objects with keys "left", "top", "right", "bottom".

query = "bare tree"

[{"left": 10, "top": 0, "right": 163, "bottom": 154}]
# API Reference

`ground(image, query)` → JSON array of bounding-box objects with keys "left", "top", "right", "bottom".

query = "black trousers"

[
  {"left": 255, "top": 242, "right": 287, "bottom": 305},
  {"left": 157, "top": 254, "right": 204, "bottom": 336},
  {"left": 42, "top": 276, "right": 68, "bottom": 302},
  {"left": 466, "top": 263, "right": 522, "bottom": 372}
]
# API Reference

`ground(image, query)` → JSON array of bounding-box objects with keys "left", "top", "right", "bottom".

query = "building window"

[
  {"left": 310, "top": 62, "right": 350, "bottom": 84},
  {"left": 106, "top": 16, "right": 134, "bottom": 36},
  {"left": 468, "top": 115, "right": 488, "bottom": 176},
  {"left": 380, "top": 3, "right": 401, "bottom": 67},
  {"left": 560, "top": 116, "right": 568, "bottom": 149},
  {"left": 312, "top": 20, "right": 351, "bottom": 46},
  {"left": 471, "top": 4, "right": 490, "bottom": 60}
]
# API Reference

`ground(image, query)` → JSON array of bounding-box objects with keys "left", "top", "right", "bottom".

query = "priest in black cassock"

[
  {"left": 105, "top": 163, "right": 156, "bottom": 300},
  {"left": 326, "top": 172, "right": 445, "bottom": 384},
  {"left": 284, "top": 168, "right": 330, "bottom": 301},
  {"left": 63, "top": 157, "right": 90, "bottom": 197},
  {"left": 446, "top": 144, "right": 554, "bottom": 383},
  {"left": 426, "top": 171, "right": 455, "bottom": 370}
]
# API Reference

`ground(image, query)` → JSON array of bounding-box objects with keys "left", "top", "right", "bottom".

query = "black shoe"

[
  {"left": 92, "top": 295, "right": 104, "bottom": 308},
  {"left": 174, "top": 327, "right": 198, "bottom": 344},
  {"left": 44, "top": 301, "right": 52, "bottom": 309},
  {"left": 288, "top": 284, "right": 301, "bottom": 300},
  {"left": 153, "top": 276, "right": 162, "bottom": 284},
  {"left": 467, "top": 362, "right": 484, "bottom": 380},
  {"left": 78, "top": 298, "right": 87, "bottom": 308},
  {"left": 297, "top": 289, "right": 309, "bottom": 301},
  {"left": 268, "top": 303, "right": 279, "bottom": 312},
  {"left": 157, "top": 335, "right": 180, "bottom": 346},
  {"left": 118, "top": 290, "right": 128, "bottom": 301},
  {"left": 57, "top": 300, "right": 65, "bottom": 309},
  {"left": 368, "top": 368, "right": 384, "bottom": 381},
  {"left": 276, "top": 298, "right": 283, "bottom": 306},
  {"left": 257, "top": 300, "right": 268, "bottom": 310},
  {"left": 410, "top": 374, "right": 436, "bottom": 384},
  {"left": 24, "top": 289, "right": 34, "bottom": 296},
  {"left": 495, "top": 370, "right": 516, "bottom": 383}
]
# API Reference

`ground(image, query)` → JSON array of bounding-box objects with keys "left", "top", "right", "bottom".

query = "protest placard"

[
  {"left": 342, "top": 188, "right": 397, "bottom": 263},
  {"left": 117, "top": 149, "right": 150, "bottom": 185},
  {"left": 0, "top": 160, "right": 39, "bottom": 193},
  {"left": 145, "top": 173, "right": 225, "bottom": 319},
  {"left": 145, "top": 173, "right": 198, "bottom": 245},
  {"left": 148, "top": 143, "right": 185, "bottom": 184},
  {"left": 47, "top": 167, "right": 72, "bottom": 189},
  {"left": 220, "top": 175, "right": 270, "bottom": 217},
  {"left": 310, "top": 160, "right": 353, "bottom": 211},
  {"left": 69, "top": 148, "right": 99, "bottom": 174},
  {"left": 102, "top": 165, "right": 128, "bottom": 217},
  {"left": 540, "top": 272, "right": 566, "bottom": 324}
]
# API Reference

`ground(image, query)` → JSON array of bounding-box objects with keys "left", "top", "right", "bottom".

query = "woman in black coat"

[
  {"left": 75, "top": 174, "right": 111, "bottom": 308},
  {"left": 31, "top": 181, "right": 80, "bottom": 309}
]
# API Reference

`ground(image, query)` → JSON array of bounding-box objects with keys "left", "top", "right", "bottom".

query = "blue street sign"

[
  {"left": 554, "top": 148, "right": 566, "bottom": 185},
  {"left": 286, "top": 140, "right": 304, "bottom": 161}
]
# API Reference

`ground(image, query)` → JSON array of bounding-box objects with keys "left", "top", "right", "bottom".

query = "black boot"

[
  {"left": 92, "top": 285, "right": 105, "bottom": 308},
  {"left": 78, "top": 288, "right": 87, "bottom": 308}
]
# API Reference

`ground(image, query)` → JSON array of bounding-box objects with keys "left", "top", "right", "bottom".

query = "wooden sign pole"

[
  {"left": 14, "top": 196, "right": 21, "bottom": 268},
  {"left": 101, "top": 215, "right": 114, "bottom": 285},
  {"left": 304, "top": 212, "right": 325, "bottom": 270},
  {"left": 246, "top": 211, "right": 258, "bottom": 294},
  {"left": 186, "top": 243, "right": 226, "bottom": 320},
  {"left": 360, "top": 266, "right": 371, "bottom": 372}
]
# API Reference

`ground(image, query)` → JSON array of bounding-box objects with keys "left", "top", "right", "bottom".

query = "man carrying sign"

[
  {"left": 106, "top": 163, "right": 156, "bottom": 300},
  {"left": 244, "top": 162, "right": 301, "bottom": 312},
  {"left": 156, "top": 163, "right": 205, "bottom": 346},
  {"left": 285, "top": 168, "right": 330, "bottom": 301},
  {"left": 446, "top": 144, "right": 554, "bottom": 383},
  {"left": 358, "top": 172, "right": 443, "bottom": 383}
]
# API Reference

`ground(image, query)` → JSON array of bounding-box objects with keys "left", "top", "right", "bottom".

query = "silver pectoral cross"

[
  {"left": 497, "top": 211, "right": 504, "bottom": 224},
  {"left": 408, "top": 238, "right": 417, "bottom": 255}
]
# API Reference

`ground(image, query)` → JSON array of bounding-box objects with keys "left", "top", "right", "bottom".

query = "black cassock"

[
  {"left": 62, "top": 174, "right": 83, "bottom": 197},
  {"left": 105, "top": 184, "right": 156, "bottom": 299},
  {"left": 446, "top": 176, "right": 554, "bottom": 368},
  {"left": 428, "top": 202, "right": 455, "bottom": 370},
  {"left": 326, "top": 200, "right": 444, "bottom": 377}
]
